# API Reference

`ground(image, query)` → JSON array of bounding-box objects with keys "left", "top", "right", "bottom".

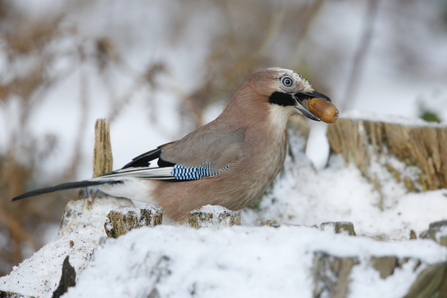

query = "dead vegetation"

[{"left": 0, "top": 2, "right": 167, "bottom": 274}]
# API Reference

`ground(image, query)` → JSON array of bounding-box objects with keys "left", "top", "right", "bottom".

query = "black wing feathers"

[
  {"left": 122, "top": 142, "right": 177, "bottom": 169},
  {"left": 122, "top": 148, "right": 162, "bottom": 169}
]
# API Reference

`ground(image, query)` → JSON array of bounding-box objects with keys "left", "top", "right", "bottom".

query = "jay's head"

[{"left": 241, "top": 67, "right": 332, "bottom": 122}]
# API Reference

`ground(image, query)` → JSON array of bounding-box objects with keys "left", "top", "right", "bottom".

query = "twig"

[{"left": 340, "top": 0, "right": 381, "bottom": 110}]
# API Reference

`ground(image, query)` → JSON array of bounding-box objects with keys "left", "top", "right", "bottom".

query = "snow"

[
  {"left": 0, "top": 197, "right": 135, "bottom": 296},
  {"left": 241, "top": 127, "right": 447, "bottom": 240},
  {"left": 2, "top": 0, "right": 447, "bottom": 296},
  {"left": 342, "top": 110, "right": 447, "bottom": 127},
  {"left": 59, "top": 226, "right": 444, "bottom": 298},
  {"left": 5, "top": 222, "right": 445, "bottom": 298},
  {"left": 4, "top": 203, "right": 446, "bottom": 298}
]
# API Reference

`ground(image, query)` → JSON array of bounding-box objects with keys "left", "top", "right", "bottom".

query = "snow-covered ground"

[
  {"left": 60, "top": 225, "right": 447, "bottom": 298},
  {"left": 1, "top": 196, "right": 446, "bottom": 298}
]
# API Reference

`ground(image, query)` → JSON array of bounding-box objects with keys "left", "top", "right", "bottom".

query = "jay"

[{"left": 12, "top": 68, "right": 332, "bottom": 223}]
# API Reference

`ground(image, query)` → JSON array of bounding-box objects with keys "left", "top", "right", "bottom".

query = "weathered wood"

[
  {"left": 105, "top": 205, "right": 163, "bottom": 238},
  {"left": 313, "top": 253, "right": 447, "bottom": 298},
  {"left": 419, "top": 220, "right": 447, "bottom": 247},
  {"left": 0, "top": 290, "right": 35, "bottom": 298},
  {"left": 320, "top": 222, "right": 356, "bottom": 236},
  {"left": 93, "top": 119, "right": 113, "bottom": 178},
  {"left": 51, "top": 256, "right": 76, "bottom": 298},
  {"left": 313, "top": 252, "right": 359, "bottom": 298},
  {"left": 371, "top": 256, "right": 398, "bottom": 279},
  {"left": 188, "top": 205, "right": 241, "bottom": 229},
  {"left": 0, "top": 291, "right": 33, "bottom": 298},
  {"left": 147, "top": 288, "right": 161, "bottom": 298},
  {"left": 404, "top": 261, "right": 447, "bottom": 298},
  {"left": 139, "top": 207, "right": 163, "bottom": 227},
  {"left": 327, "top": 118, "right": 447, "bottom": 191}
]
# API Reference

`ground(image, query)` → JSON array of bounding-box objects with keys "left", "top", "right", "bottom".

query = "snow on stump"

[
  {"left": 320, "top": 222, "right": 356, "bottom": 236},
  {"left": 419, "top": 220, "right": 447, "bottom": 247},
  {"left": 327, "top": 118, "right": 447, "bottom": 201},
  {"left": 187, "top": 205, "right": 241, "bottom": 229},
  {"left": 313, "top": 251, "right": 447, "bottom": 298},
  {"left": 312, "top": 251, "right": 359, "bottom": 298},
  {"left": 313, "top": 249, "right": 447, "bottom": 298},
  {"left": 105, "top": 205, "right": 163, "bottom": 238},
  {"left": 0, "top": 196, "right": 135, "bottom": 298}
]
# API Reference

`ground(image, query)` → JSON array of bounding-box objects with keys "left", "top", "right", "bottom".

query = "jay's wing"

[
  {"left": 11, "top": 125, "right": 245, "bottom": 201},
  {"left": 101, "top": 123, "right": 245, "bottom": 181},
  {"left": 121, "top": 142, "right": 175, "bottom": 169}
]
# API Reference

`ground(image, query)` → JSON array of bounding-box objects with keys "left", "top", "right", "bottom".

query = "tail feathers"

[{"left": 11, "top": 180, "right": 123, "bottom": 202}]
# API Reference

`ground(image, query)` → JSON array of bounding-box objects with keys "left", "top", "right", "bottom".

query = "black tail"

[{"left": 11, "top": 180, "right": 123, "bottom": 202}]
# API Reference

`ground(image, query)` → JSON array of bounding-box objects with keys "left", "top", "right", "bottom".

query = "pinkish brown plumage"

[{"left": 12, "top": 68, "right": 333, "bottom": 223}]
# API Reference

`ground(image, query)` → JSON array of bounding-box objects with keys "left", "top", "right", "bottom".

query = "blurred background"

[{"left": 1, "top": 0, "right": 447, "bottom": 276}]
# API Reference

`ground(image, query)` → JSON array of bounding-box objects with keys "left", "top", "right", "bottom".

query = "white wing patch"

[{"left": 97, "top": 167, "right": 175, "bottom": 180}]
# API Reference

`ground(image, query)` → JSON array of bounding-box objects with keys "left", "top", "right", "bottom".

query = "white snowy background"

[{"left": 1, "top": 0, "right": 447, "bottom": 297}]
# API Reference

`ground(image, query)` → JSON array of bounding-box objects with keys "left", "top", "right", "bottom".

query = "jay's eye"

[{"left": 281, "top": 76, "right": 293, "bottom": 87}]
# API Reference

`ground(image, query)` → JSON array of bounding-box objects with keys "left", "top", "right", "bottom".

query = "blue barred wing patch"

[{"left": 171, "top": 164, "right": 230, "bottom": 180}]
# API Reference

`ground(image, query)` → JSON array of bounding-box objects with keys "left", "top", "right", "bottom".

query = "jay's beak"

[{"left": 293, "top": 91, "right": 332, "bottom": 121}]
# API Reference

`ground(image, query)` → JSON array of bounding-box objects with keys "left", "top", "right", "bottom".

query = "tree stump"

[
  {"left": 404, "top": 261, "right": 447, "bottom": 298},
  {"left": 419, "top": 220, "right": 447, "bottom": 247},
  {"left": 105, "top": 205, "right": 163, "bottom": 238},
  {"left": 0, "top": 291, "right": 31, "bottom": 298},
  {"left": 371, "top": 256, "right": 398, "bottom": 279},
  {"left": 327, "top": 118, "right": 447, "bottom": 192},
  {"left": 188, "top": 205, "right": 241, "bottom": 229},
  {"left": 78, "top": 118, "right": 115, "bottom": 199},
  {"left": 313, "top": 252, "right": 359, "bottom": 298},
  {"left": 314, "top": 251, "right": 447, "bottom": 298},
  {"left": 93, "top": 119, "right": 113, "bottom": 178}
]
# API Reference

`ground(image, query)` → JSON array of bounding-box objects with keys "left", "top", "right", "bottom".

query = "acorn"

[{"left": 308, "top": 97, "right": 339, "bottom": 123}]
